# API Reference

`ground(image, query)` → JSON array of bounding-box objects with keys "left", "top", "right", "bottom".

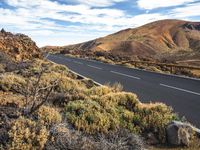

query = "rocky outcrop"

[
  {"left": 183, "top": 23, "right": 200, "bottom": 31},
  {"left": 0, "top": 29, "right": 41, "bottom": 61},
  {"left": 166, "top": 121, "right": 200, "bottom": 146}
]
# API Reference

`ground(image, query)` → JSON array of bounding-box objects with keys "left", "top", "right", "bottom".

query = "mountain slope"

[{"left": 44, "top": 19, "right": 200, "bottom": 65}]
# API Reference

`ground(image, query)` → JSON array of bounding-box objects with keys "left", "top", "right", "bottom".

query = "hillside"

[
  {"left": 43, "top": 19, "right": 200, "bottom": 65},
  {"left": 0, "top": 29, "right": 41, "bottom": 61}
]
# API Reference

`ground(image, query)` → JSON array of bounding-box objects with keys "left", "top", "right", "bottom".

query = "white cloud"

[
  {"left": 0, "top": 0, "right": 129, "bottom": 46},
  {"left": 75, "top": 0, "right": 126, "bottom": 7},
  {"left": 137, "top": 0, "right": 196, "bottom": 10},
  {"left": 32, "top": 31, "right": 107, "bottom": 47},
  {"left": 128, "top": 13, "right": 169, "bottom": 26},
  {"left": 172, "top": 3, "right": 200, "bottom": 18},
  {"left": 0, "top": 0, "right": 199, "bottom": 47}
]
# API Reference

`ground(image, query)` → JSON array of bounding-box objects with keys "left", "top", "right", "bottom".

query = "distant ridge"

[{"left": 42, "top": 19, "right": 200, "bottom": 65}]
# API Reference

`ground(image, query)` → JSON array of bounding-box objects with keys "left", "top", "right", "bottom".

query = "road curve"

[{"left": 47, "top": 54, "right": 200, "bottom": 127}]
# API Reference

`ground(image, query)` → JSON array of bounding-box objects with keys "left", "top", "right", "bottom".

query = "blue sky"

[{"left": 0, "top": 0, "right": 200, "bottom": 47}]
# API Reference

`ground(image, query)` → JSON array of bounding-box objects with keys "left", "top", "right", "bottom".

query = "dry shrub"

[
  {"left": 65, "top": 99, "right": 119, "bottom": 134},
  {"left": 96, "top": 56, "right": 115, "bottom": 64},
  {"left": 146, "top": 66, "right": 163, "bottom": 73},
  {"left": 106, "top": 82, "right": 123, "bottom": 92},
  {"left": 191, "top": 69, "right": 200, "bottom": 78},
  {"left": 0, "top": 73, "right": 26, "bottom": 93},
  {"left": 50, "top": 91, "right": 88, "bottom": 108},
  {"left": 111, "top": 82, "right": 123, "bottom": 92},
  {"left": 48, "top": 63, "right": 68, "bottom": 74},
  {"left": 46, "top": 124, "right": 145, "bottom": 150},
  {"left": 100, "top": 92, "right": 139, "bottom": 111},
  {"left": 46, "top": 124, "right": 96, "bottom": 150},
  {"left": 65, "top": 91, "right": 176, "bottom": 143},
  {"left": 81, "top": 79, "right": 96, "bottom": 89},
  {"left": 8, "top": 117, "right": 49, "bottom": 150},
  {"left": 0, "top": 64, "right": 5, "bottom": 73},
  {"left": 0, "top": 91, "right": 24, "bottom": 107},
  {"left": 87, "top": 86, "right": 112, "bottom": 97},
  {"left": 97, "top": 129, "right": 145, "bottom": 150},
  {"left": 39, "top": 72, "right": 85, "bottom": 94},
  {"left": 33, "top": 59, "right": 76, "bottom": 78},
  {"left": 36, "top": 105, "right": 62, "bottom": 128},
  {"left": 136, "top": 103, "right": 177, "bottom": 143},
  {"left": 21, "top": 59, "right": 47, "bottom": 75},
  {"left": 65, "top": 92, "right": 140, "bottom": 134},
  {"left": 21, "top": 59, "right": 76, "bottom": 79},
  {"left": 99, "top": 92, "right": 141, "bottom": 133},
  {"left": 58, "top": 76, "right": 86, "bottom": 93},
  {"left": 174, "top": 68, "right": 194, "bottom": 77},
  {"left": 122, "top": 63, "right": 135, "bottom": 68}
]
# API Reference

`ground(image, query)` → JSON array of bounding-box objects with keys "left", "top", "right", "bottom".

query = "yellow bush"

[
  {"left": 136, "top": 102, "right": 177, "bottom": 142},
  {"left": 59, "top": 77, "right": 85, "bottom": 93},
  {"left": 110, "top": 82, "right": 123, "bottom": 92},
  {"left": 65, "top": 92, "right": 140, "bottom": 134},
  {"left": 27, "top": 59, "right": 48, "bottom": 74},
  {"left": 119, "top": 109, "right": 142, "bottom": 133},
  {"left": 87, "top": 86, "right": 112, "bottom": 97},
  {"left": 0, "top": 91, "right": 24, "bottom": 107},
  {"left": 65, "top": 100, "right": 120, "bottom": 134},
  {"left": 39, "top": 72, "right": 86, "bottom": 93},
  {"left": 99, "top": 92, "right": 139, "bottom": 110},
  {"left": 36, "top": 106, "right": 62, "bottom": 127},
  {"left": 146, "top": 66, "right": 163, "bottom": 73},
  {"left": 0, "top": 73, "right": 26, "bottom": 92},
  {"left": 29, "top": 59, "right": 75, "bottom": 78},
  {"left": 0, "top": 63, "right": 5, "bottom": 73},
  {"left": 65, "top": 91, "right": 175, "bottom": 143},
  {"left": 9, "top": 117, "right": 49, "bottom": 150}
]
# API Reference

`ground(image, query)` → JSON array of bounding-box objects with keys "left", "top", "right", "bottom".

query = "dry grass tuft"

[
  {"left": 8, "top": 117, "right": 49, "bottom": 150},
  {"left": 0, "top": 91, "right": 24, "bottom": 107},
  {"left": 46, "top": 124, "right": 145, "bottom": 150},
  {"left": 36, "top": 105, "right": 62, "bottom": 128},
  {"left": 65, "top": 99, "right": 119, "bottom": 133},
  {"left": 0, "top": 73, "right": 26, "bottom": 93}
]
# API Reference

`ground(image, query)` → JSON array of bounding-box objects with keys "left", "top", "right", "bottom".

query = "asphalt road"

[{"left": 47, "top": 54, "right": 200, "bottom": 127}]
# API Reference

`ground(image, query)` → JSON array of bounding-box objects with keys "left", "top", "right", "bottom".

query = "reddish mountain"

[{"left": 43, "top": 19, "right": 200, "bottom": 65}]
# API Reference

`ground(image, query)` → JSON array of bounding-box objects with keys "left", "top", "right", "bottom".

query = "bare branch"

[{"left": 22, "top": 66, "right": 60, "bottom": 116}]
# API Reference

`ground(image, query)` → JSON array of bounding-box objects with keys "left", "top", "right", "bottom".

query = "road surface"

[{"left": 47, "top": 54, "right": 200, "bottom": 127}]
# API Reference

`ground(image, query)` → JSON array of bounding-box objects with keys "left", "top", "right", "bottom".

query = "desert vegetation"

[
  {"left": 0, "top": 56, "right": 199, "bottom": 150},
  {"left": 1, "top": 29, "right": 199, "bottom": 150}
]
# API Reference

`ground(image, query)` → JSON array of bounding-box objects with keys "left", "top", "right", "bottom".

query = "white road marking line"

[
  {"left": 87, "top": 65, "right": 102, "bottom": 70},
  {"left": 73, "top": 61, "right": 83, "bottom": 65},
  {"left": 160, "top": 83, "right": 200, "bottom": 96},
  {"left": 110, "top": 71, "right": 140, "bottom": 80}
]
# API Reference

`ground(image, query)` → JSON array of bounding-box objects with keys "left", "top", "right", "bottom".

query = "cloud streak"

[
  {"left": 75, "top": 0, "right": 127, "bottom": 7},
  {"left": 137, "top": 0, "right": 196, "bottom": 10}
]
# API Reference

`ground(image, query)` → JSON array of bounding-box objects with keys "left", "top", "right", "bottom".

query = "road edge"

[{"left": 45, "top": 54, "right": 103, "bottom": 86}]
